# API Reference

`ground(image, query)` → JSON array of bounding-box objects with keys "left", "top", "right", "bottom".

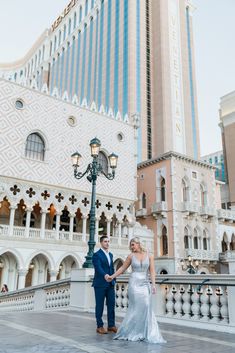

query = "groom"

[{"left": 92, "top": 235, "right": 117, "bottom": 334}]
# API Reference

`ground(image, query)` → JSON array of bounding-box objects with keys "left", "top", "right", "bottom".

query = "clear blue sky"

[{"left": 0, "top": 0, "right": 234, "bottom": 156}]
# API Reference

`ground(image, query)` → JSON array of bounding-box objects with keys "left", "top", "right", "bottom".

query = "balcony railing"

[
  {"left": 199, "top": 206, "right": 216, "bottom": 218},
  {"left": 184, "top": 249, "right": 219, "bottom": 261},
  {"left": 0, "top": 272, "right": 234, "bottom": 333},
  {"left": 217, "top": 209, "right": 235, "bottom": 222},
  {"left": 135, "top": 208, "right": 147, "bottom": 218},
  {"left": 219, "top": 250, "right": 235, "bottom": 262},
  {"left": 181, "top": 202, "right": 199, "bottom": 214},
  {"left": 151, "top": 201, "right": 168, "bottom": 215}
]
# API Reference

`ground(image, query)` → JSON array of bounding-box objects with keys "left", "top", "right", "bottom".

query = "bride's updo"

[{"left": 129, "top": 237, "right": 146, "bottom": 252}]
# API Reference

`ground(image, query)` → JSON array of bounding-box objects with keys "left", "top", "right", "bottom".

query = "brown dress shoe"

[
  {"left": 107, "top": 326, "right": 118, "bottom": 333},
  {"left": 96, "top": 327, "right": 108, "bottom": 334}
]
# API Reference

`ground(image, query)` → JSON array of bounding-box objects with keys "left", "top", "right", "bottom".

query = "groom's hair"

[{"left": 100, "top": 235, "right": 108, "bottom": 243}]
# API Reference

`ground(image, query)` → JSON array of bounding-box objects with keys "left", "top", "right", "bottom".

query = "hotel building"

[{"left": 0, "top": 0, "right": 200, "bottom": 161}]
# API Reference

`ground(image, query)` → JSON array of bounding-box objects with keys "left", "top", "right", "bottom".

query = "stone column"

[
  {"left": 157, "top": 236, "right": 161, "bottom": 257},
  {"left": 118, "top": 221, "right": 122, "bottom": 245},
  {"left": 55, "top": 212, "right": 62, "bottom": 240},
  {"left": 25, "top": 208, "right": 32, "bottom": 238},
  {"left": 69, "top": 213, "right": 75, "bottom": 241},
  {"left": 40, "top": 209, "right": 47, "bottom": 239},
  {"left": 82, "top": 215, "right": 88, "bottom": 242},
  {"left": 9, "top": 205, "right": 17, "bottom": 236},
  {"left": 128, "top": 222, "right": 135, "bottom": 241},
  {"left": 17, "top": 269, "right": 28, "bottom": 289},
  {"left": 106, "top": 217, "right": 111, "bottom": 238},
  {"left": 49, "top": 270, "right": 58, "bottom": 282}
]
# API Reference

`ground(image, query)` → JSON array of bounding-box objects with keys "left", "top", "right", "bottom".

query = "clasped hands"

[{"left": 104, "top": 274, "right": 113, "bottom": 282}]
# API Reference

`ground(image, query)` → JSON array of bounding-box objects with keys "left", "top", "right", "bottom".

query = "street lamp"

[
  {"left": 71, "top": 137, "right": 118, "bottom": 268},
  {"left": 180, "top": 255, "right": 199, "bottom": 274}
]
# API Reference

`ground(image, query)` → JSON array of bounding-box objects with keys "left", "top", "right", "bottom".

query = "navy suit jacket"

[{"left": 92, "top": 249, "right": 115, "bottom": 287}]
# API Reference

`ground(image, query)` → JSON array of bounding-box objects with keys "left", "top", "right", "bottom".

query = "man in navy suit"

[{"left": 92, "top": 235, "right": 117, "bottom": 334}]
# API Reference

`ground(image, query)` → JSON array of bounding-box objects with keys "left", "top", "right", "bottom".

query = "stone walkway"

[{"left": 0, "top": 310, "right": 234, "bottom": 353}]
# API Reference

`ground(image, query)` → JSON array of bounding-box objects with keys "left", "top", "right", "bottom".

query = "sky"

[{"left": 0, "top": 0, "right": 234, "bottom": 157}]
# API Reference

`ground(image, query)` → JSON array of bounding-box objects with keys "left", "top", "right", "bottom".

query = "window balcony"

[
  {"left": 151, "top": 201, "right": 167, "bottom": 216},
  {"left": 181, "top": 202, "right": 199, "bottom": 215},
  {"left": 199, "top": 206, "right": 216, "bottom": 218},
  {"left": 217, "top": 209, "right": 235, "bottom": 222},
  {"left": 135, "top": 208, "right": 147, "bottom": 218},
  {"left": 219, "top": 250, "right": 235, "bottom": 262},
  {"left": 184, "top": 248, "right": 219, "bottom": 261}
]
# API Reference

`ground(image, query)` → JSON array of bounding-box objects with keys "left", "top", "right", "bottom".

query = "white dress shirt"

[{"left": 101, "top": 248, "right": 111, "bottom": 266}]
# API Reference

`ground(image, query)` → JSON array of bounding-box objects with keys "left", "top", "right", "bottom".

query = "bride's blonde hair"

[{"left": 129, "top": 237, "right": 146, "bottom": 252}]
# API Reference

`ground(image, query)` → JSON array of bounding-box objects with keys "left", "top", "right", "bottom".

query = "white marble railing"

[
  {"left": 184, "top": 249, "right": 219, "bottom": 261},
  {"left": 199, "top": 206, "right": 216, "bottom": 217},
  {"left": 217, "top": 209, "right": 235, "bottom": 222},
  {"left": 136, "top": 208, "right": 147, "bottom": 218},
  {"left": 219, "top": 250, "right": 235, "bottom": 261},
  {"left": 0, "top": 271, "right": 234, "bottom": 333},
  {"left": 181, "top": 202, "right": 199, "bottom": 214}
]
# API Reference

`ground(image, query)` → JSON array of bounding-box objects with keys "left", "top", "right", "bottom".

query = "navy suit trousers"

[{"left": 94, "top": 284, "right": 115, "bottom": 328}]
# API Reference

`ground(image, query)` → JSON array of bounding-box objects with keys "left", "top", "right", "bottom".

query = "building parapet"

[
  {"left": 219, "top": 250, "right": 235, "bottom": 262},
  {"left": 217, "top": 209, "right": 235, "bottom": 222},
  {"left": 184, "top": 249, "right": 219, "bottom": 261}
]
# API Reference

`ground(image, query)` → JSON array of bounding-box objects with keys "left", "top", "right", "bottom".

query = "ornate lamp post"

[
  {"left": 180, "top": 255, "right": 199, "bottom": 274},
  {"left": 71, "top": 137, "right": 118, "bottom": 268}
]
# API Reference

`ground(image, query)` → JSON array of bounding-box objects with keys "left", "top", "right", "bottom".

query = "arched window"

[
  {"left": 221, "top": 233, "right": 228, "bottom": 252},
  {"left": 182, "top": 179, "right": 189, "bottom": 202},
  {"left": 184, "top": 227, "right": 190, "bottom": 249},
  {"left": 73, "top": 12, "right": 77, "bottom": 29},
  {"left": 160, "top": 177, "right": 166, "bottom": 202},
  {"left": 193, "top": 228, "right": 199, "bottom": 249},
  {"left": 161, "top": 226, "right": 168, "bottom": 255},
  {"left": 200, "top": 184, "right": 207, "bottom": 206},
  {"left": 98, "top": 151, "right": 108, "bottom": 174},
  {"left": 142, "top": 193, "right": 146, "bottom": 209},
  {"left": 203, "top": 230, "right": 208, "bottom": 250},
  {"left": 25, "top": 133, "right": 45, "bottom": 161},
  {"left": 230, "top": 234, "right": 235, "bottom": 251}
]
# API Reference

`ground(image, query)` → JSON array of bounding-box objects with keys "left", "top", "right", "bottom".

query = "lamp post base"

[{"left": 82, "top": 257, "right": 94, "bottom": 268}]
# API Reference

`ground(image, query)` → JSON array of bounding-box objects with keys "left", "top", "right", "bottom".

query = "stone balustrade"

[
  {"left": 217, "top": 209, "right": 235, "bottom": 222},
  {"left": 184, "top": 248, "right": 219, "bottom": 261},
  {"left": 0, "top": 271, "right": 234, "bottom": 333}
]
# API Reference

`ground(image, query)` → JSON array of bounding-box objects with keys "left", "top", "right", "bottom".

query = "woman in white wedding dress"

[{"left": 108, "top": 237, "right": 166, "bottom": 344}]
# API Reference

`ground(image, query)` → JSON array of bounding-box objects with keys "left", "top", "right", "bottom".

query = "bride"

[{"left": 107, "top": 237, "right": 166, "bottom": 344}]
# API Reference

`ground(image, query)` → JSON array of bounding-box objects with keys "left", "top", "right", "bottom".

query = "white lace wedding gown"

[{"left": 114, "top": 254, "right": 166, "bottom": 343}]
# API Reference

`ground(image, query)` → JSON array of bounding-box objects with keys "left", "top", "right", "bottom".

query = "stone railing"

[
  {"left": 0, "top": 271, "right": 234, "bottom": 333},
  {"left": 151, "top": 201, "right": 168, "bottom": 215},
  {"left": 199, "top": 206, "right": 216, "bottom": 217},
  {"left": 219, "top": 250, "right": 235, "bottom": 262},
  {"left": 181, "top": 202, "right": 199, "bottom": 214},
  {"left": 135, "top": 208, "right": 147, "bottom": 218},
  {"left": 217, "top": 209, "right": 235, "bottom": 222},
  {"left": 184, "top": 249, "right": 219, "bottom": 261}
]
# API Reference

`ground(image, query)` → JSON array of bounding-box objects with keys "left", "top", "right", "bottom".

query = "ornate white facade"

[{"left": 0, "top": 78, "right": 154, "bottom": 290}]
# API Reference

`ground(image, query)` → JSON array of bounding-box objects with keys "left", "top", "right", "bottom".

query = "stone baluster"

[
  {"left": 121, "top": 284, "right": 128, "bottom": 311},
  {"left": 40, "top": 209, "right": 48, "bottom": 239},
  {"left": 182, "top": 285, "right": 191, "bottom": 319},
  {"left": 17, "top": 269, "right": 28, "bottom": 289},
  {"left": 25, "top": 207, "right": 32, "bottom": 238},
  {"left": 9, "top": 205, "right": 17, "bottom": 236},
  {"left": 220, "top": 286, "right": 229, "bottom": 323},
  {"left": 210, "top": 286, "right": 220, "bottom": 322},
  {"left": 69, "top": 213, "right": 75, "bottom": 241},
  {"left": 82, "top": 215, "right": 88, "bottom": 242},
  {"left": 174, "top": 285, "right": 183, "bottom": 318},
  {"left": 115, "top": 283, "right": 122, "bottom": 311},
  {"left": 166, "top": 285, "right": 174, "bottom": 317},
  {"left": 191, "top": 287, "right": 201, "bottom": 320},
  {"left": 200, "top": 287, "right": 210, "bottom": 321}
]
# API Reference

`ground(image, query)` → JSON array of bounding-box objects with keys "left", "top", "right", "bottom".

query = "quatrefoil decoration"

[{"left": 10, "top": 185, "right": 20, "bottom": 195}]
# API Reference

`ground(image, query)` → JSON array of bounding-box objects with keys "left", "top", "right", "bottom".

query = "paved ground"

[{"left": 0, "top": 310, "right": 234, "bottom": 353}]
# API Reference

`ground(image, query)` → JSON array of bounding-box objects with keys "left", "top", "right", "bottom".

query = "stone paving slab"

[{"left": 0, "top": 310, "right": 234, "bottom": 353}]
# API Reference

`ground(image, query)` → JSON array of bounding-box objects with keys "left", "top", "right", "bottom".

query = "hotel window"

[
  {"left": 58, "top": 31, "right": 62, "bottom": 46},
  {"left": 73, "top": 12, "right": 77, "bottom": 29},
  {"left": 63, "top": 24, "right": 67, "bottom": 41},
  {"left": 25, "top": 133, "right": 45, "bottom": 161},
  {"left": 79, "top": 6, "right": 83, "bottom": 23},
  {"left": 200, "top": 184, "right": 207, "bottom": 206},
  {"left": 68, "top": 19, "right": 72, "bottom": 35},
  {"left": 142, "top": 193, "right": 146, "bottom": 209},
  {"left": 182, "top": 179, "right": 189, "bottom": 202},
  {"left": 160, "top": 177, "right": 166, "bottom": 202}
]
